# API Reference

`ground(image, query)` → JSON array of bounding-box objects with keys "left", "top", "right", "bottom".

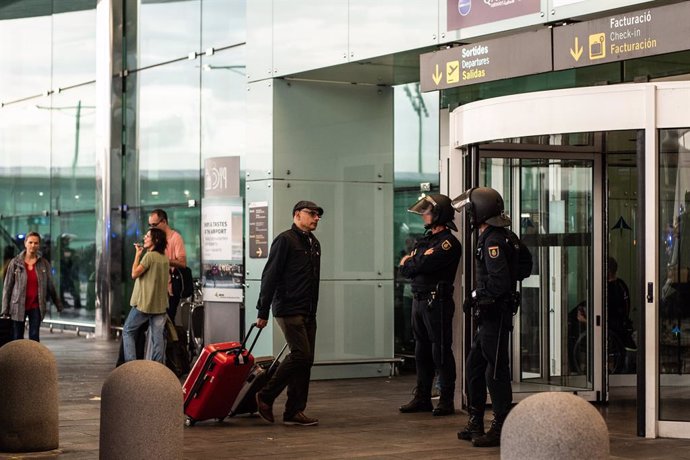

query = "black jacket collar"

[{"left": 291, "top": 223, "right": 313, "bottom": 239}]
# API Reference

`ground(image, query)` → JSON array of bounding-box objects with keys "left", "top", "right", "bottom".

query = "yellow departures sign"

[{"left": 420, "top": 29, "right": 551, "bottom": 91}]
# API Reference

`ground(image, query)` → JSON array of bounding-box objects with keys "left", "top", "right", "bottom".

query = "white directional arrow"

[
  {"left": 432, "top": 64, "right": 442, "bottom": 85},
  {"left": 570, "top": 36, "right": 583, "bottom": 61}
]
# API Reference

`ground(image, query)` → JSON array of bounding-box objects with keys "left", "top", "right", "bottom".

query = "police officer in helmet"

[
  {"left": 452, "top": 187, "right": 514, "bottom": 448},
  {"left": 398, "top": 194, "right": 461, "bottom": 417}
]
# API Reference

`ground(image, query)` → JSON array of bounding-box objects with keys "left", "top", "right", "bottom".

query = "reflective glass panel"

[
  {"left": 0, "top": 4, "right": 51, "bottom": 102},
  {"left": 0, "top": 97, "right": 51, "bottom": 302},
  {"left": 48, "top": 84, "right": 97, "bottom": 322},
  {"left": 52, "top": 2, "right": 97, "bottom": 88},
  {"left": 50, "top": 84, "right": 96, "bottom": 213},
  {"left": 658, "top": 127, "right": 690, "bottom": 421},
  {"left": 126, "top": 60, "right": 201, "bottom": 207},
  {"left": 606, "top": 130, "right": 640, "bottom": 376},
  {"left": 201, "top": 46, "right": 246, "bottom": 161},
  {"left": 127, "top": 0, "right": 201, "bottom": 69},
  {"left": 202, "top": 0, "right": 245, "bottom": 49},
  {"left": 393, "top": 83, "right": 439, "bottom": 356},
  {"left": 50, "top": 211, "right": 96, "bottom": 321},
  {"left": 0, "top": 99, "right": 51, "bottom": 216},
  {"left": 121, "top": 58, "right": 205, "bottom": 319},
  {"left": 480, "top": 156, "right": 595, "bottom": 391}
]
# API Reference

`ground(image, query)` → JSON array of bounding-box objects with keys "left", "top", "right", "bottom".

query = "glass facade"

[
  {"left": 0, "top": 0, "right": 247, "bottom": 327},
  {"left": 393, "top": 83, "right": 439, "bottom": 357},
  {"left": 116, "top": 0, "right": 247, "bottom": 323},
  {"left": 0, "top": 1, "right": 97, "bottom": 324},
  {"left": 658, "top": 128, "right": 690, "bottom": 421},
  {"left": 479, "top": 153, "right": 596, "bottom": 390}
]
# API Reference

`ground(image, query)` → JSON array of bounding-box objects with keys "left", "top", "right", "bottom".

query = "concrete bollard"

[
  {"left": 99, "top": 360, "right": 183, "bottom": 460},
  {"left": 0, "top": 339, "right": 59, "bottom": 453},
  {"left": 501, "top": 392, "right": 609, "bottom": 460}
]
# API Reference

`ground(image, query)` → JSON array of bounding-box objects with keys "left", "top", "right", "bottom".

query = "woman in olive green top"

[{"left": 123, "top": 228, "right": 169, "bottom": 363}]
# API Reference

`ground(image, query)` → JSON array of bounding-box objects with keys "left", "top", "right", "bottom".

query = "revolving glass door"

[{"left": 478, "top": 154, "right": 602, "bottom": 397}]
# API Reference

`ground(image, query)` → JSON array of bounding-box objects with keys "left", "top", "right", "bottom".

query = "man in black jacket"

[{"left": 255, "top": 200, "right": 322, "bottom": 427}]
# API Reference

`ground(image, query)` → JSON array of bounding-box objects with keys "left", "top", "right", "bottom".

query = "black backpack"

[
  {"left": 506, "top": 230, "right": 533, "bottom": 282},
  {"left": 171, "top": 266, "right": 194, "bottom": 298},
  {"left": 165, "top": 319, "right": 191, "bottom": 378}
]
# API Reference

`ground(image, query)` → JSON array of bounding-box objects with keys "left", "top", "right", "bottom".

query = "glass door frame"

[
  {"left": 470, "top": 149, "right": 604, "bottom": 403},
  {"left": 446, "top": 81, "right": 690, "bottom": 438}
]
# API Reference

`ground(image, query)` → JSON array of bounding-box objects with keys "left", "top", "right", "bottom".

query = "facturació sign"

[{"left": 553, "top": 2, "right": 690, "bottom": 70}]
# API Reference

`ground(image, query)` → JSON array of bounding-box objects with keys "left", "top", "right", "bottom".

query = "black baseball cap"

[{"left": 293, "top": 200, "right": 324, "bottom": 217}]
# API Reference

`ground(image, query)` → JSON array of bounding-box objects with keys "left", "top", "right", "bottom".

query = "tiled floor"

[{"left": 3, "top": 332, "right": 690, "bottom": 459}]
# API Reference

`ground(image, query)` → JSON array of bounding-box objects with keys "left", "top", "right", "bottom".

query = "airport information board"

[
  {"left": 553, "top": 2, "right": 690, "bottom": 70},
  {"left": 422, "top": 3, "right": 690, "bottom": 91},
  {"left": 420, "top": 28, "right": 551, "bottom": 92}
]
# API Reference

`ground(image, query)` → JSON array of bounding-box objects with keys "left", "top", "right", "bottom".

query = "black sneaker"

[
  {"left": 399, "top": 398, "right": 433, "bottom": 413},
  {"left": 472, "top": 419, "right": 502, "bottom": 448},
  {"left": 283, "top": 411, "right": 319, "bottom": 426},
  {"left": 457, "top": 415, "right": 484, "bottom": 441}
]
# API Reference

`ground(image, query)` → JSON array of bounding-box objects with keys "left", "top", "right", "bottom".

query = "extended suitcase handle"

[{"left": 241, "top": 323, "right": 262, "bottom": 356}]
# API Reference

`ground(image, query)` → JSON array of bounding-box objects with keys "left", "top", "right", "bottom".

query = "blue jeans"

[
  {"left": 123, "top": 307, "right": 166, "bottom": 364},
  {"left": 12, "top": 308, "right": 42, "bottom": 342}
]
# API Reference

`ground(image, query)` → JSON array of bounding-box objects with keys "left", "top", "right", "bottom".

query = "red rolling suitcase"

[{"left": 182, "top": 324, "right": 261, "bottom": 426}]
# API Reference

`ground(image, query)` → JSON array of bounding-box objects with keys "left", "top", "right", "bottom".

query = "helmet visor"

[
  {"left": 451, "top": 190, "right": 473, "bottom": 212},
  {"left": 407, "top": 195, "right": 437, "bottom": 215}
]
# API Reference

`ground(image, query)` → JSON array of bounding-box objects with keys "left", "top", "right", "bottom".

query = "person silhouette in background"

[
  {"left": 608, "top": 257, "right": 637, "bottom": 352},
  {"left": 59, "top": 234, "right": 81, "bottom": 309}
]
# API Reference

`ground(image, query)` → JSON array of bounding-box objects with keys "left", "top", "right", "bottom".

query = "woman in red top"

[{"left": 1, "top": 232, "right": 62, "bottom": 341}]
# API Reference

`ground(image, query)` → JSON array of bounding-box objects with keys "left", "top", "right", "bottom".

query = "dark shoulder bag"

[{"left": 171, "top": 266, "right": 194, "bottom": 298}]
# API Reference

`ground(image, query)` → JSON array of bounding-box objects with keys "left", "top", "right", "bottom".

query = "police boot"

[
  {"left": 399, "top": 397, "right": 433, "bottom": 413},
  {"left": 457, "top": 413, "right": 484, "bottom": 441},
  {"left": 472, "top": 417, "right": 504, "bottom": 448},
  {"left": 432, "top": 398, "right": 455, "bottom": 416}
]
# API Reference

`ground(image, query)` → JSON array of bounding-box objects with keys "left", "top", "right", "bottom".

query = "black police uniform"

[
  {"left": 399, "top": 228, "right": 461, "bottom": 404},
  {"left": 466, "top": 225, "right": 515, "bottom": 423}
]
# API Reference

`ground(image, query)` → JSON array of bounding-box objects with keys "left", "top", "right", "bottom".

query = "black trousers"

[
  {"left": 259, "top": 315, "right": 317, "bottom": 419},
  {"left": 466, "top": 314, "right": 512, "bottom": 421},
  {"left": 411, "top": 297, "right": 456, "bottom": 402}
]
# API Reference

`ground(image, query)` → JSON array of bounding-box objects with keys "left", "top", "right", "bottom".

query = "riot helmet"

[
  {"left": 451, "top": 187, "right": 511, "bottom": 229},
  {"left": 408, "top": 194, "right": 458, "bottom": 231}
]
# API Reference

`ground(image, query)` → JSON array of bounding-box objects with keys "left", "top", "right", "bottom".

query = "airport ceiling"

[{"left": 289, "top": 48, "right": 431, "bottom": 87}]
